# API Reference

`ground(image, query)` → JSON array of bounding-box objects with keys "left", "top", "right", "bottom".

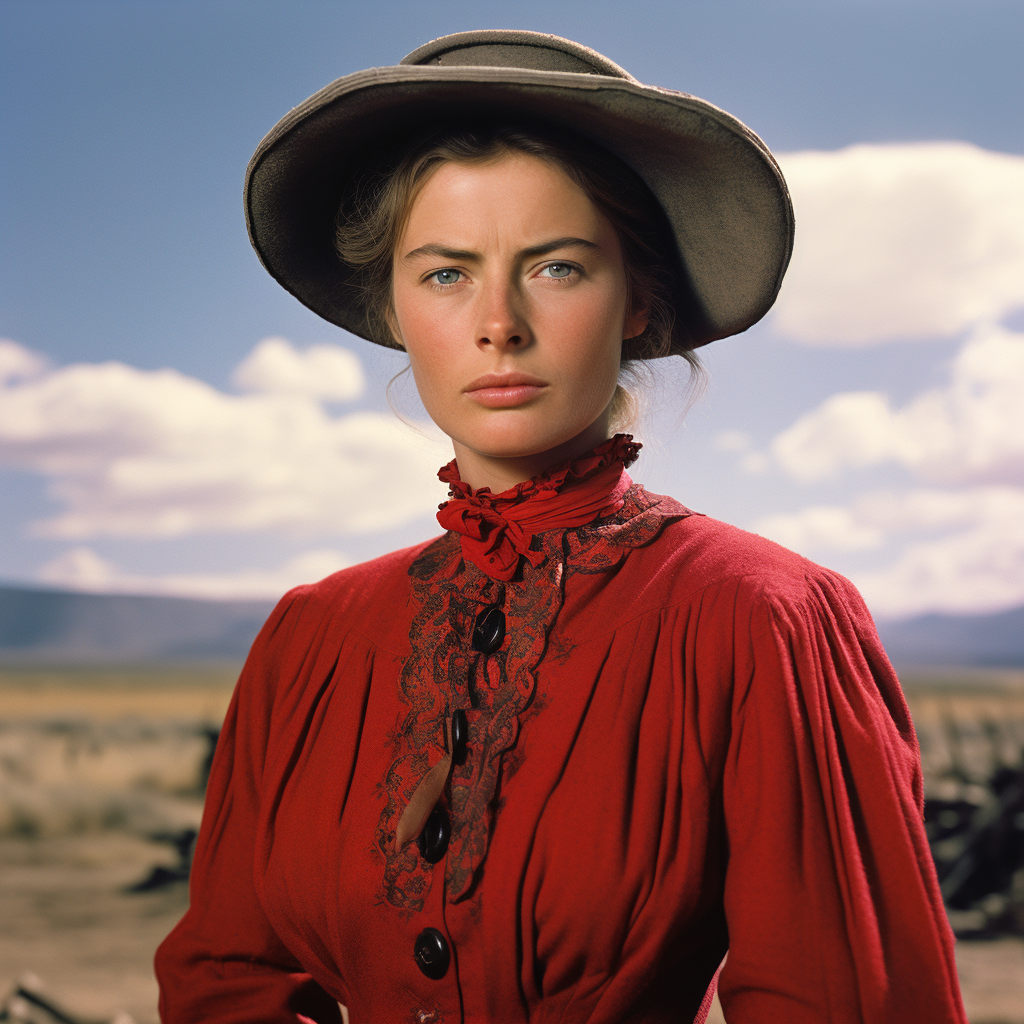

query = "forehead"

[{"left": 401, "top": 153, "right": 606, "bottom": 243}]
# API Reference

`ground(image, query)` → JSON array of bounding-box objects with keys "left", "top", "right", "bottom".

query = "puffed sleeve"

[
  {"left": 716, "top": 570, "right": 967, "bottom": 1023},
  {"left": 154, "top": 594, "right": 343, "bottom": 1024}
]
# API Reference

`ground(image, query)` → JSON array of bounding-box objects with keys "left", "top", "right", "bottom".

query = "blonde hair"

[{"left": 334, "top": 122, "right": 702, "bottom": 429}]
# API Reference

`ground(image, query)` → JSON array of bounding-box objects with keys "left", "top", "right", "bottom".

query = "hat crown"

[{"left": 401, "top": 30, "right": 636, "bottom": 81}]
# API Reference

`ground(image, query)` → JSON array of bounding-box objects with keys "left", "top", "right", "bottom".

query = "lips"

[
  {"left": 464, "top": 372, "right": 548, "bottom": 409},
  {"left": 464, "top": 372, "right": 547, "bottom": 392}
]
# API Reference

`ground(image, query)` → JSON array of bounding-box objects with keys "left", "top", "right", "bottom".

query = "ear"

[{"left": 623, "top": 304, "right": 649, "bottom": 342}]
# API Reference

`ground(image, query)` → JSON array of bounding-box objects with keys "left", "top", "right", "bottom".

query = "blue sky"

[{"left": 2, "top": 0, "right": 1023, "bottom": 616}]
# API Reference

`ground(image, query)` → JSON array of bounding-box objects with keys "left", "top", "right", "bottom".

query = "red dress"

[{"left": 155, "top": 438, "right": 966, "bottom": 1023}]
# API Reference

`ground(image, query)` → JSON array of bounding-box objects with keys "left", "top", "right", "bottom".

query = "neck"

[{"left": 451, "top": 418, "right": 611, "bottom": 494}]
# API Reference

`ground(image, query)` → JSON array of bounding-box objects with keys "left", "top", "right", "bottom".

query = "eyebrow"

[{"left": 402, "top": 236, "right": 601, "bottom": 263}]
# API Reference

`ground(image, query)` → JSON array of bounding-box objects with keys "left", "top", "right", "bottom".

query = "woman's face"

[{"left": 391, "top": 153, "right": 646, "bottom": 472}]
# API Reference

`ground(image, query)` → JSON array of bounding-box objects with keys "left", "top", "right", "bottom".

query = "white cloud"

[
  {"left": 771, "top": 323, "right": 1024, "bottom": 484},
  {"left": 0, "top": 338, "right": 450, "bottom": 538},
  {"left": 231, "top": 336, "right": 365, "bottom": 401},
  {"left": 752, "top": 486, "right": 1024, "bottom": 617},
  {"left": 752, "top": 323, "right": 1024, "bottom": 616},
  {"left": 861, "top": 485, "right": 1024, "bottom": 535},
  {"left": 854, "top": 498, "right": 1024, "bottom": 619},
  {"left": 773, "top": 143, "right": 1024, "bottom": 345},
  {"left": 37, "top": 546, "right": 353, "bottom": 601},
  {"left": 716, "top": 144, "right": 1024, "bottom": 617},
  {"left": 0, "top": 338, "right": 48, "bottom": 385},
  {"left": 753, "top": 505, "right": 883, "bottom": 552}
]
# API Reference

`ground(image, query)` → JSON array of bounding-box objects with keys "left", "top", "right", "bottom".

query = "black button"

[
  {"left": 451, "top": 709, "right": 468, "bottom": 766},
  {"left": 416, "top": 806, "right": 450, "bottom": 863},
  {"left": 414, "top": 927, "right": 450, "bottom": 980},
  {"left": 472, "top": 605, "right": 505, "bottom": 653}
]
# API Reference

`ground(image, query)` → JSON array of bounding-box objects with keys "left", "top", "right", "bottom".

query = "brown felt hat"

[{"left": 245, "top": 30, "right": 794, "bottom": 355}]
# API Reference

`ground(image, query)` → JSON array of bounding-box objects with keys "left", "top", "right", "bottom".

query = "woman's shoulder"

[
  {"left": 641, "top": 500, "right": 892, "bottom": 695},
  {"left": 642, "top": 493, "right": 862, "bottom": 613},
  {"left": 288, "top": 537, "right": 436, "bottom": 602},
  {"left": 226, "top": 541, "right": 442, "bottom": 725},
  {"left": 264, "top": 536, "right": 439, "bottom": 645}
]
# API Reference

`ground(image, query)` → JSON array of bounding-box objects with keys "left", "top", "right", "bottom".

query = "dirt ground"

[{"left": 0, "top": 834, "right": 187, "bottom": 1023}]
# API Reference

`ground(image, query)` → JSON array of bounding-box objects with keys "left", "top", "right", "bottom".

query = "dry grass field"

[{"left": 1, "top": 665, "right": 1022, "bottom": 1023}]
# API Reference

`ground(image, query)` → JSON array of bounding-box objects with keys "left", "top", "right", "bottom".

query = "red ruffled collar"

[{"left": 436, "top": 434, "right": 641, "bottom": 581}]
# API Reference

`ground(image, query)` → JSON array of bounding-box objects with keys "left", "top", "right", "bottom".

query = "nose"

[{"left": 475, "top": 280, "right": 532, "bottom": 352}]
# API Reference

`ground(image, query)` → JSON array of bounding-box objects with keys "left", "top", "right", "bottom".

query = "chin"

[{"left": 456, "top": 416, "right": 597, "bottom": 461}]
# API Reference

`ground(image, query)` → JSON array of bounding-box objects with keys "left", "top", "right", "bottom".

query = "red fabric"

[
  {"left": 155, "top": 479, "right": 966, "bottom": 1024},
  {"left": 436, "top": 433, "right": 640, "bottom": 580}
]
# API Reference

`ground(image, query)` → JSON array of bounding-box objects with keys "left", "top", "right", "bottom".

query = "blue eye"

[
  {"left": 429, "top": 269, "right": 462, "bottom": 286},
  {"left": 541, "top": 263, "right": 574, "bottom": 279}
]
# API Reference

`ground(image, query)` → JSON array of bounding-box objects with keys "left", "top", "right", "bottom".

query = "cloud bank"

[
  {"left": 0, "top": 337, "right": 450, "bottom": 539},
  {"left": 36, "top": 546, "right": 353, "bottom": 601},
  {"left": 754, "top": 487, "right": 1024, "bottom": 619},
  {"left": 774, "top": 143, "right": 1024, "bottom": 345},
  {"left": 231, "top": 336, "right": 366, "bottom": 401},
  {"left": 751, "top": 325, "right": 1024, "bottom": 618},
  {"left": 771, "top": 323, "right": 1024, "bottom": 485}
]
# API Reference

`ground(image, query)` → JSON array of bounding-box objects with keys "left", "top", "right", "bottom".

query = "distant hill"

[
  {"left": 1, "top": 584, "right": 1021, "bottom": 668},
  {"left": 0, "top": 586, "right": 275, "bottom": 663},
  {"left": 875, "top": 605, "right": 1024, "bottom": 669}
]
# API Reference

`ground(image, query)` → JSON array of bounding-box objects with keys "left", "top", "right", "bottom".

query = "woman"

[{"left": 156, "top": 31, "right": 966, "bottom": 1023}]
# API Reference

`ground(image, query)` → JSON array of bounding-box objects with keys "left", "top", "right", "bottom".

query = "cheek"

[
  {"left": 549, "top": 290, "right": 624, "bottom": 388},
  {"left": 403, "top": 334, "right": 444, "bottom": 408},
  {"left": 393, "top": 289, "right": 457, "bottom": 411}
]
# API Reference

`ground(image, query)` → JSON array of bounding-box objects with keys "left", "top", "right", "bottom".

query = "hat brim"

[{"left": 245, "top": 64, "right": 794, "bottom": 354}]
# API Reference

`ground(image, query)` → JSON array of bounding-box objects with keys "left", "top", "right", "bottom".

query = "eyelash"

[{"left": 424, "top": 262, "right": 582, "bottom": 289}]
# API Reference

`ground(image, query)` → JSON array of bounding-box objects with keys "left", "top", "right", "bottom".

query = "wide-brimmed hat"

[{"left": 245, "top": 30, "right": 794, "bottom": 355}]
